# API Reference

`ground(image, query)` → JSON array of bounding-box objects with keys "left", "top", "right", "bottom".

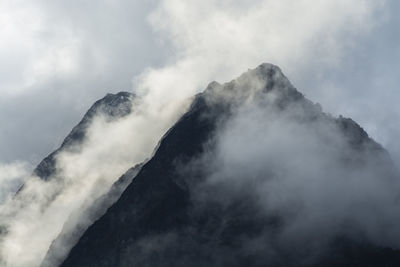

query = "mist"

[
  {"left": 0, "top": 0, "right": 399, "bottom": 266},
  {"left": 206, "top": 94, "right": 400, "bottom": 250},
  {"left": 171, "top": 66, "right": 400, "bottom": 265}
]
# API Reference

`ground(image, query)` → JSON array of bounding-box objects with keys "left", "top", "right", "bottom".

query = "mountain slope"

[
  {"left": 41, "top": 163, "right": 143, "bottom": 267},
  {"left": 60, "top": 64, "right": 400, "bottom": 267},
  {"left": 33, "top": 92, "right": 133, "bottom": 181},
  {"left": 32, "top": 91, "right": 138, "bottom": 266},
  {"left": 0, "top": 91, "right": 137, "bottom": 267}
]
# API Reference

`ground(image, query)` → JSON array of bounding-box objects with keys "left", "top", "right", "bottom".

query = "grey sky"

[
  {"left": 0, "top": 0, "right": 165, "bottom": 164},
  {"left": 0, "top": 0, "right": 399, "bottom": 167}
]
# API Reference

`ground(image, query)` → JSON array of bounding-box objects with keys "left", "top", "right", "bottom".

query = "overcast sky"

[{"left": 1, "top": 0, "right": 399, "bottom": 168}]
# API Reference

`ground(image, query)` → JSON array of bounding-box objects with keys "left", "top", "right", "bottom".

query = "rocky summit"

[{"left": 33, "top": 91, "right": 133, "bottom": 181}]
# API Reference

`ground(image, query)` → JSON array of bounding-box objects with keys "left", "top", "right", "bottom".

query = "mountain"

[
  {"left": 40, "top": 163, "right": 143, "bottom": 267},
  {"left": 33, "top": 91, "right": 133, "bottom": 181},
  {"left": 57, "top": 64, "right": 400, "bottom": 266},
  {"left": 0, "top": 91, "right": 138, "bottom": 267},
  {"left": 33, "top": 91, "right": 138, "bottom": 266}
]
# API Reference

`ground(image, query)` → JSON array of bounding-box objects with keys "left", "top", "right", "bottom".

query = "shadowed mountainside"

[{"left": 58, "top": 64, "right": 400, "bottom": 267}]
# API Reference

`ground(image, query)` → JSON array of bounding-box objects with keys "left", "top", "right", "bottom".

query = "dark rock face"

[
  {"left": 33, "top": 92, "right": 133, "bottom": 181},
  {"left": 60, "top": 64, "right": 400, "bottom": 267}
]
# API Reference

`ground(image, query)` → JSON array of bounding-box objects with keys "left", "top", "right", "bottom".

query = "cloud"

[
  {"left": 0, "top": 162, "right": 31, "bottom": 203},
  {"left": 0, "top": 0, "right": 397, "bottom": 266},
  {"left": 0, "top": 91, "right": 191, "bottom": 266},
  {"left": 210, "top": 101, "right": 400, "bottom": 246},
  {"left": 146, "top": 0, "right": 400, "bottom": 168},
  {"left": 0, "top": 0, "right": 164, "bottom": 163},
  {"left": 147, "top": 0, "right": 382, "bottom": 80},
  {"left": 140, "top": 0, "right": 400, "bottom": 163}
]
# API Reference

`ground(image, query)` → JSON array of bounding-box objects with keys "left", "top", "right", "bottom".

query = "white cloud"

[
  {"left": 0, "top": 0, "right": 164, "bottom": 163},
  {"left": 0, "top": 162, "right": 31, "bottom": 203}
]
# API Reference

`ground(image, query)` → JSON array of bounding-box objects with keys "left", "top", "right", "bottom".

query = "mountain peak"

[
  {"left": 33, "top": 91, "right": 134, "bottom": 180},
  {"left": 236, "top": 62, "right": 293, "bottom": 92},
  {"left": 202, "top": 63, "right": 301, "bottom": 113},
  {"left": 251, "top": 62, "right": 283, "bottom": 75},
  {"left": 89, "top": 91, "right": 133, "bottom": 120}
]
